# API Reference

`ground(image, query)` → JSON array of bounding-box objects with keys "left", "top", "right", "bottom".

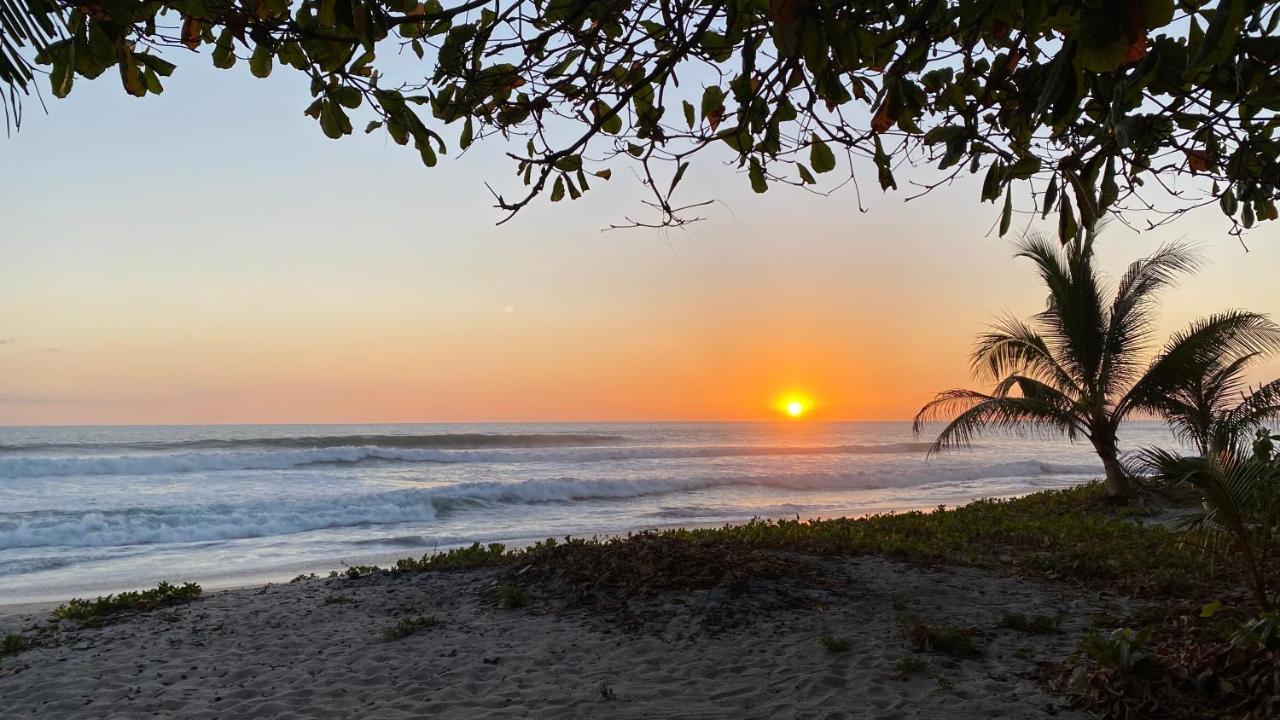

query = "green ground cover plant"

[
  {"left": 382, "top": 615, "right": 440, "bottom": 641},
  {"left": 53, "top": 581, "right": 203, "bottom": 623}
]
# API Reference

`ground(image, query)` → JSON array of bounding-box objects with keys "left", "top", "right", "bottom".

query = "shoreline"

[
  {"left": 4, "top": 483, "right": 1251, "bottom": 719},
  {"left": 1, "top": 483, "right": 1084, "bottom": 609}
]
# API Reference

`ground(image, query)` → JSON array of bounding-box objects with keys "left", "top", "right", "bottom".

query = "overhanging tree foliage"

[{"left": 2, "top": 0, "right": 1278, "bottom": 230}]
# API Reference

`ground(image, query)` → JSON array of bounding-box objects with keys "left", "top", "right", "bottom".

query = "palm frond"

[
  {"left": 913, "top": 388, "right": 1084, "bottom": 455},
  {"left": 1102, "top": 240, "right": 1204, "bottom": 395},
  {"left": 1223, "top": 377, "right": 1280, "bottom": 442},
  {"left": 0, "top": 0, "right": 64, "bottom": 131},
  {"left": 1121, "top": 311, "right": 1280, "bottom": 420},
  {"left": 969, "top": 315, "right": 1082, "bottom": 394},
  {"left": 1014, "top": 231, "right": 1108, "bottom": 394}
]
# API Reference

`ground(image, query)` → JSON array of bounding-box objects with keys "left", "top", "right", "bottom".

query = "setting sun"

[{"left": 777, "top": 393, "right": 812, "bottom": 418}]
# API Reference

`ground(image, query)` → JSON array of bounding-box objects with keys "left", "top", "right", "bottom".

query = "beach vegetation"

[
  {"left": 497, "top": 584, "right": 530, "bottom": 610},
  {"left": 997, "top": 613, "right": 1061, "bottom": 635},
  {"left": 818, "top": 636, "right": 850, "bottom": 654},
  {"left": 1138, "top": 357, "right": 1280, "bottom": 611},
  {"left": 394, "top": 542, "right": 510, "bottom": 573},
  {"left": 1, "top": 633, "right": 27, "bottom": 656},
  {"left": 343, "top": 564, "right": 383, "bottom": 579},
  {"left": 909, "top": 624, "right": 981, "bottom": 658},
  {"left": 598, "top": 680, "right": 616, "bottom": 701},
  {"left": 915, "top": 230, "right": 1280, "bottom": 500},
  {"left": 5, "top": 0, "right": 1277, "bottom": 235},
  {"left": 382, "top": 615, "right": 440, "bottom": 641},
  {"left": 323, "top": 594, "right": 350, "bottom": 605},
  {"left": 888, "top": 656, "right": 928, "bottom": 680},
  {"left": 290, "top": 573, "right": 317, "bottom": 583},
  {"left": 53, "top": 581, "right": 203, "bottom": 623}
]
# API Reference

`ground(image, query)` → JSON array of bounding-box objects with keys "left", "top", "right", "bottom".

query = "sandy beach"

[{"left": 0, "top": 552, "right": 1117, "bottom": 719}]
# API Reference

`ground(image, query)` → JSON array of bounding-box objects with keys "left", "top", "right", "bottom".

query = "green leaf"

[
  {"left": 212, "top": 30, "right": 236, "bottom": 69},
  {"left": 717, "top": 127, "right": 752, "bottom": 153},
  {"left": 1200, "top": 600, "right": 1222, "bottom": 618},
  {"left": 809, "top": 135, "right": 835, "bottom": 173},
  {"left": 551, "top": 175, "right": 565, "bottom": 202},
  {"left": 319, "top": 101, "right": 352, "bottom": 139},
  {"left": 748, "top": 157, "right": 767, "bottom": 193},
  {"left": 669, "top": 162, "right": 689, "bottom": 195},
  {"left": 1007, "top": 156, "right": 1042, "bottom": 180},
  {"left": 922, "top": 125, "right": 967, "bottom": 145},
  {"left": 249, "top": 45, "right": 273, "bottom": 79},
  {"left": 1058, "top": 194, "right": 1078, "bottom": 243},
  {"left": 1042, "top": 175, "right": 1059, "bottom": 219},
  {"left": 999, "top": 187, "right": 1013, "bottom": 236},
  {"left": 797, "top": 164, "right": 816, "bottom": 185},
  {"left": 416, "top": 139, "right": 438, "bottom": 167},
  {"left": 554, "top": 155, "right": 582, "bottom": 172},
  {"left": 594, "top": 101, "right": 622, "bottom": 135},
  {"left": 682, "top": 100, "right": 695, "bottom": 129},
  {"left": 460, "top": 117, "right": 474, "bottom": 150},
  {"left": 332, "top": 86, "right": 362, "bottom": 109},
  {"left": 700, "top": 86, "right": 725, "bottom": 119},
  {"left": 1192, "top": 0, "right": 1246, "bottom": 71}
]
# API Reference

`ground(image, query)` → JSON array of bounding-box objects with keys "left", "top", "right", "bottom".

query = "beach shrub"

[
  {"left": 818, "top": 636, "right": 850, "bottom": 654},
  {"left": 910, "top": 624, "right": 981, "bottom": 657},
  {"left": 997, "top": 613, "right": 1061, "bottom": 635},
  {"left": 888, "top": 656, "right": 928, "bottom": 680},
  {"left": 323, "top": 594, "right": 349, "bottom": 605},
  {"left": 1141, "top": 428, "right": 1280, "bottom": 611},
  {"left": 497, "top": 584, "right": 530, "bottom": 610},
  {"left": 1232, "top": 610, "right": 1280, "bottom": 651},
  {"left": 343, "top": 565, "right": 383, "bottom": 579},
  {"left": 382, "top": 615, "right": 440, "bottom": 641},
  {"left": 394, "top": 542, "right": 511, "bottom": 573},
  {"left": 53, "top": 581, "right": 202, "bottom": 623},
  {"left": 1, "top": 633, "right": 27, "bottom": 656}
]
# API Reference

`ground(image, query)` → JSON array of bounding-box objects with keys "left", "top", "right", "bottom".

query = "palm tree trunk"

[{"left": 1093, "top": 440, "right": 1133, "bottom": 499}]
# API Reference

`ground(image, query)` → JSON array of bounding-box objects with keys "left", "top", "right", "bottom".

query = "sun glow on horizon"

[{"left": 777, "top": 393, "right": 813, "bottom": 419}]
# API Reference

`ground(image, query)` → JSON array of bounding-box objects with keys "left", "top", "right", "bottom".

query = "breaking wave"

[
  {"left": 0, "top": 460, "right": 1098, "bottom": 549},
  {"left": 0, "top": 442, "right": 938, "bottom": 479}
]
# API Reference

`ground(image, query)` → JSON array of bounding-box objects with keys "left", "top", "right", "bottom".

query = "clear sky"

[{"left": 2, "top": 58, "right": 1278, "bottom": 425}]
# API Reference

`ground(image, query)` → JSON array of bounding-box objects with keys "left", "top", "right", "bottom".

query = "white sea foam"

[
  {"left": 0, "top": 460, "right": 1098, "bottom": 549},
  {"left": 0, "top": 443, "right": 938, "bottom": 479}
]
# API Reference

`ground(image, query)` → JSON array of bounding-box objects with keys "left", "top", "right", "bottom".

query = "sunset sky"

[{"left": 3, "top": 60, "right": 1278, "bottom": 425}]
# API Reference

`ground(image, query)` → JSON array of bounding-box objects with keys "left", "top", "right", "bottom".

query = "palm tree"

[
  {"left": 1157, "top": 352, "right": 1280, "bottom": 456},
  {"left": 1139, "top": 439, "right": 1278, "bottom": 611},
  {"left": 1138, "top": 355, "right": 1280, "bottom": 611},
  {"left": 913, "top": 230, "right": 1280, "bottom": 500}
]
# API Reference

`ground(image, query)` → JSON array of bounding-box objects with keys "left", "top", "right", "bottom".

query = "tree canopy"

[{"left": 3, "top": 0, "right": 1278, "bottom": 232}]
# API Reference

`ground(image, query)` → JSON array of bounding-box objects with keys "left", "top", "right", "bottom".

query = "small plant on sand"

[
  {"left": 53, "top": 581, "right": 202, "bottom": 623},
  {"left": 598, "top": 680, "right": 616, "bottom": 701},
  {"left": 910, "top": 624, "right": 981, "bottom": 657},
  {"left": 323, "top": 594, "right": 349, "bottom": 605},
  {"left": 343, "top": 565, "right": 383, "bottom": 579},
  {"left": 998, "top": 613, "right": 1061, "bottom": 635},
  {"left": 2, "top": 633, "right": 28, "bottom": 656},
  {"left": 290, "top": 573, "right": 316, "bottom": 583},
  {"left": 819, "top": 636, "right": 850, "bottom": 653},
  {"left": 497, "top": 584, "right": 530, "bottom": 609},
  {"left": 889, "top": 656, "right": 928, "bottom": 680},
  {"left": 382, "top": 615, "right": 440, "bottom": 641},
  {"left": 396, "top": 542, "right": 512, "bottom": 572}
]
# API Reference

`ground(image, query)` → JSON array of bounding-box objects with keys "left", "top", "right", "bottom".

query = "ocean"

[{"left": 0, "top": 422, "right": 1175, "bottom": 604}]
